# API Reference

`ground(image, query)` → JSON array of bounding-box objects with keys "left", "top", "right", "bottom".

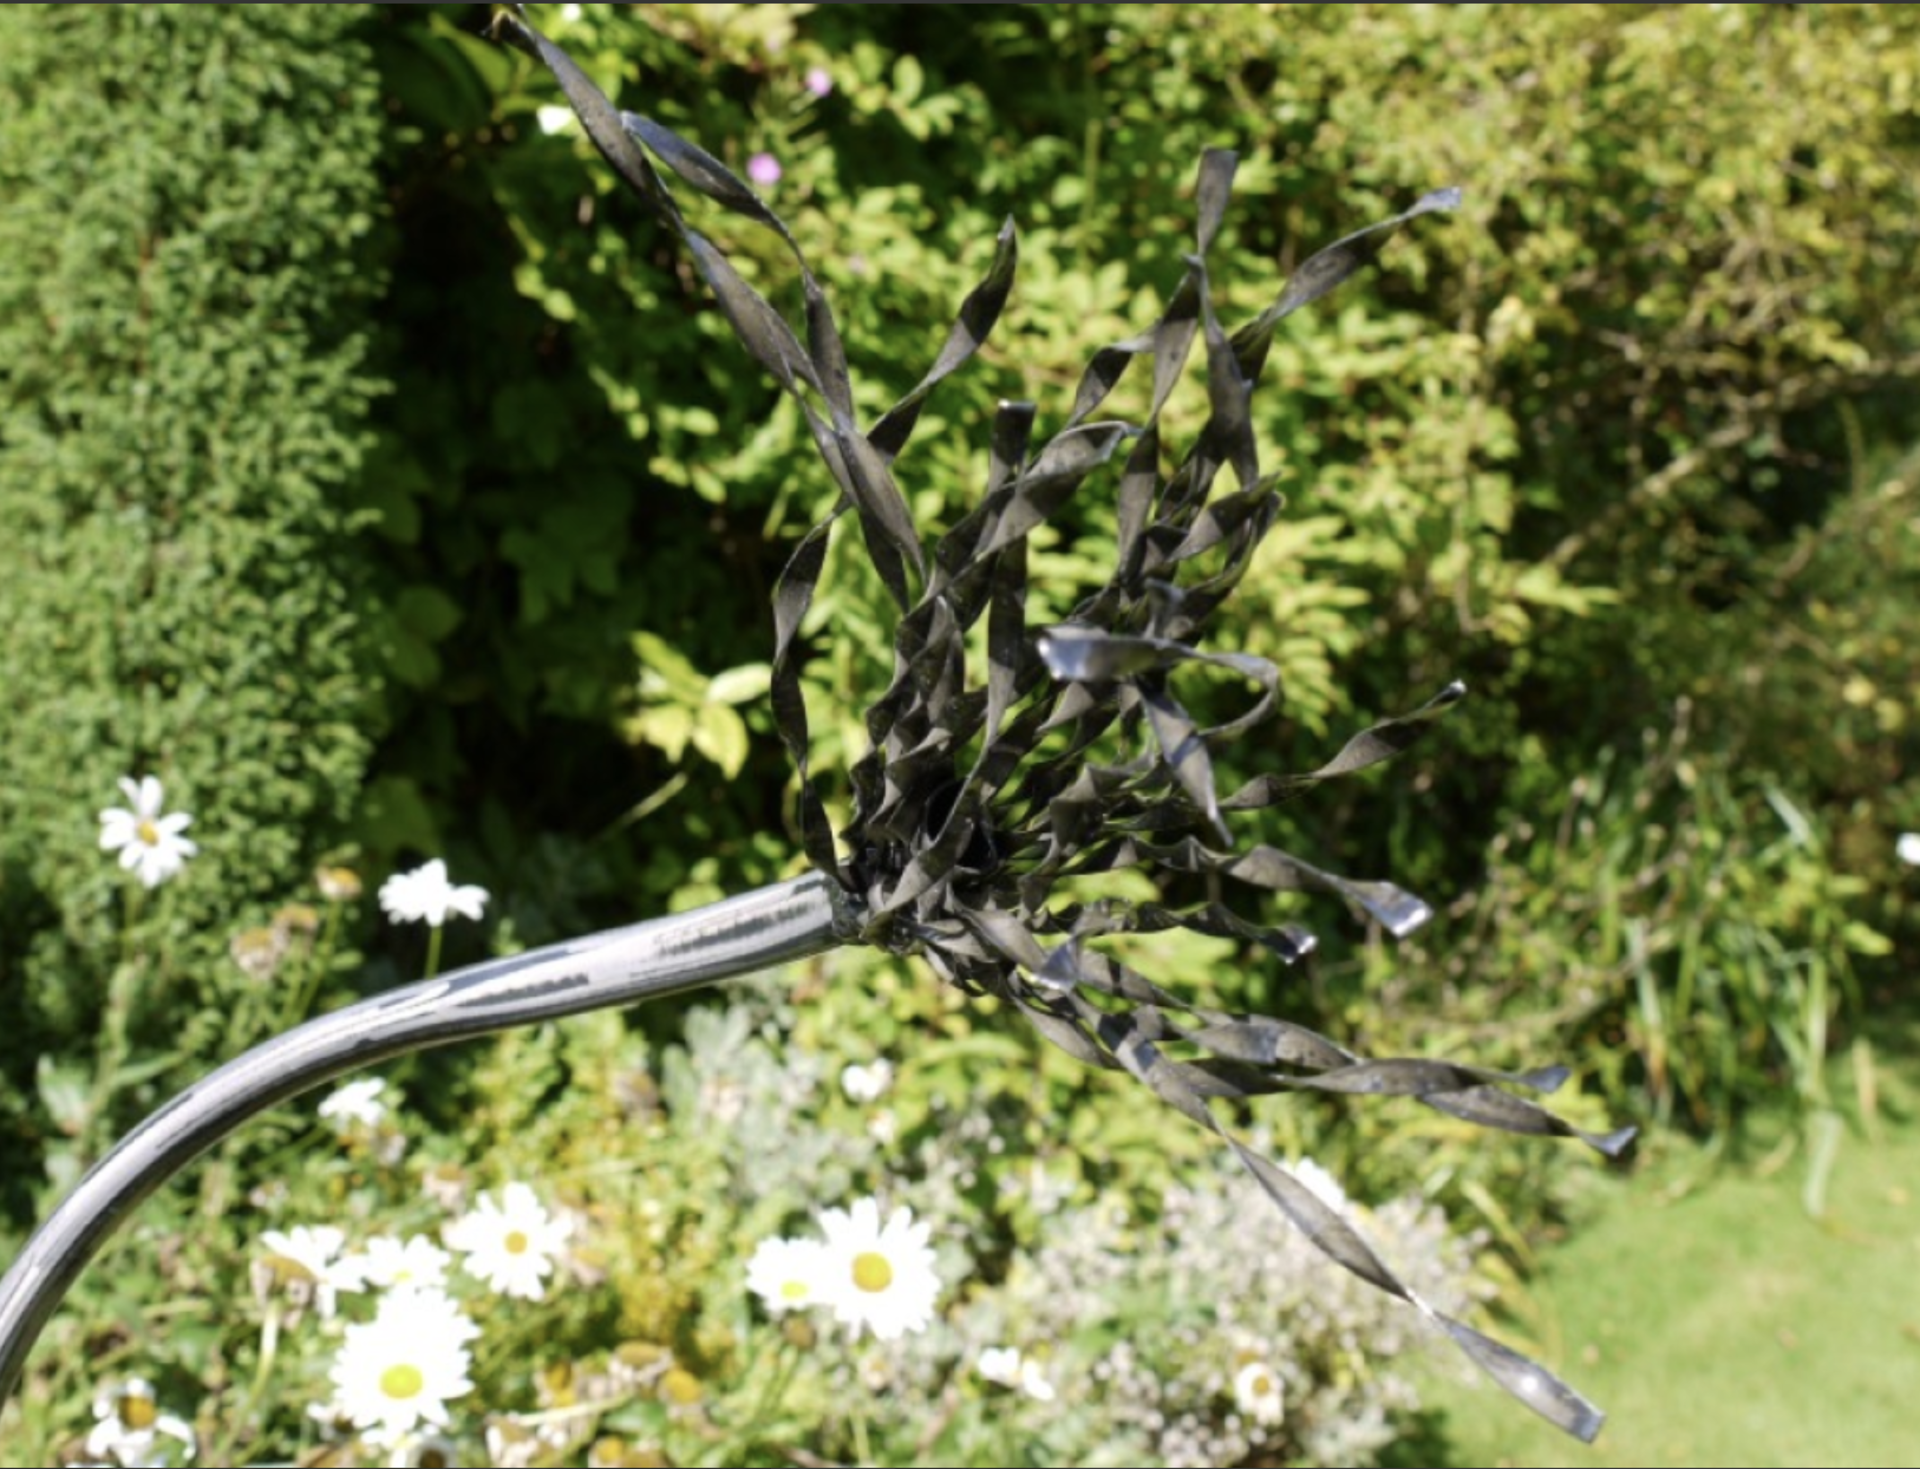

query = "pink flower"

[
  {"left": 746, "top": 152, "right": 782, "bottom": 187},
  {"left": 805, "top": 66, "right": 833, "bottom": 98}
]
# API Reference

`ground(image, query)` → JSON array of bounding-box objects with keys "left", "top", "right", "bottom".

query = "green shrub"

[
  {"left": 366, "top": 2, "right": 1920, "bottom": 903},
  {"left": 0, "top": 4, "right": 389, "bottom": 1201},
  {"left": 1362, "top": 725, "right": 1889, "bottom": 1138}
]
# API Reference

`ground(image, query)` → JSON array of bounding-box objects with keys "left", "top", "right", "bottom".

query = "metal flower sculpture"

[{"left": 0, "top": 7, "right": 1631, "bottom": 1443}]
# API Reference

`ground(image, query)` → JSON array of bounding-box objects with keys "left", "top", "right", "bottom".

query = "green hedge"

[{"left": 0, "top": 5, "right": 389, "bottom": 1201}]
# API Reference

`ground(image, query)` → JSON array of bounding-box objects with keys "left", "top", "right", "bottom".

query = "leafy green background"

[{"left": 3, "top": 4, "right": 1918, "bottom": 1464}]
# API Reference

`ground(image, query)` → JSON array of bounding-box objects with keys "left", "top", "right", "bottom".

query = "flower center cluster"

[
  {"left": 120, "top": 1394, "right": 158, "bottom": 1430},
  {"left": 380, "top": 1363, "right": 426, "bottom": 1401},
  {"left": 851, "top": 1251, "right": 893, "bottom": 1293}
]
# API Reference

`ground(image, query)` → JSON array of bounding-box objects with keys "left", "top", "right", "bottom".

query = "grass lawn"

[{"left": 1424, "top": 1028, "right": 1920, "bottom": 1469}]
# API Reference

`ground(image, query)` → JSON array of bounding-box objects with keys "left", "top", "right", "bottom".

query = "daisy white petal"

[
  {"left": 977, "top": 1345, "right": 1022, "bottom": 1386},
  {"left": 261, "top": 1223, "right": 347, "bottom": 1273},
  {"left": 745, "top": 1235, "right": 831, "bottom": 1314},
  {"left": 97, "top": 775, "right": 198, "bottom": 889},
  {"left": 258, "top": 1223, "right": 367, "bottom": 1315},
  {"left": 85, "top": 1376, "right": 197, "bottom": 1467},
  {"left": 319, "top": 1077, "right": 390, "bottom": 1130},
  {"left": 351, "top": 1234, "right": 453, "bottom": 1294},
  {"left": 1234, "top": 1359, "right": 1286, "bottom": 1427},
  {"left": 378, "top": 859, "right": 489, "bottom": 927},
  {"left": 839, "top": 1059, "right": 894, "bottom": 1103},
  {"left": 1289, "top": 1156, "right": 1350, "bottom": 1213},
  {"left": 1018, "top": 1356, "right": 1057, "bottom": 1402},
  {"left": 328, "top": 1289, "right": 476, "bottom": 1439},
  {"left": 443, "top": 1182, "right": 572, "bottom": 1301},
  {"left": 816, "top": 1197, "right": 939, "bottom": 1341},
  {"left": 977, "top": 1345, "right": 1055, "bottom": 1402}
]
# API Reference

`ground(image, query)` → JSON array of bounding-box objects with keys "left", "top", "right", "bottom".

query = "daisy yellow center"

[
  {"left": 1248, "top": 1370, "right": 1274, "bottom": 1396},
  {"left": 851, "top": 1250, "right": 893, "bottom": 1293},
  {"left": 121, "top": 1395, "right": 158, "bottom": 1430},
  {"left": 779, "top": 1278, "right": 809, "bottom": 1301},
  {"left": 380, "top": 1363, "right": 426, "bottom": 1401},
  {"left": 504, "top": 1229, "right": 529, "bottom": 1255},
  {"left": 136, "top": 820, "right": 160, "bottom": 846}
]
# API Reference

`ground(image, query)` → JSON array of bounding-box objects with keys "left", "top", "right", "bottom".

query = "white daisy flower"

[
  {"left": 1233, "top": 1358, "right": 1286, "bottom": 1427},
  {"left": 319, "top": 1077, "right": 389, "bottom": 1131},
  {"left": 976, "top": 1345, "right": 1055, "bottom": 1402},
  {"left": 84, "top": 1376, "right": 197, "bottom": 1467},
  {"left": 744, "top": 1234, "right": 831, "bottom": 1314},
  {"left": 977, "top": 1345, "right": 1023, "bottom": 1386},
  {"left": 328, "top": 1288, "right": 477, "bottom": 1439},
  {"left": 316, "top": 865, "right": 364, "bottom": 903},
  {"left": 1289, "top": 1156, "right": 1350, "bottom": 1213},
  {"left": 350, "top": 1234, "right": 453, "bottom": 1294},
  {"left": 98, "top": 776, "right": 198, "bottom": 890},
  {"left": 378, "top": 859, "right": 488, "bottom": 927},
  {"left": 259, "top": 1223, "right": 366, "bottom": 1318},
  {"left": 839, "top": 1059, "right": 894, "bottom": 1103},
  {"left": 442, "top": 1182, "right": 572, "bottom": 1301},
  {"left": 365, "top": 1424, "right": 461, "bottom": 1465},
  {"left": 1898, "top": 832, "right": 1920, "bottom": 866},
  {"left": 1018, "top": 1356, "right": 1056, "bottom": 1403},
  {"left": 260, "top": 1222, "right": 347, "bottom": 1276},
  {"left": 815, "top": 1197, "right": 939, "bottom": 1341}
]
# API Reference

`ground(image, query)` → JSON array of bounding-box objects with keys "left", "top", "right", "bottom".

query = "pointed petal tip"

[
  {"left": 1381, "top": 897, "right": 1433, "bottom": 940},
  {"left": 1569, "top": 1399, "right": 1607, "bottom": 1444},
  {"left": 1593, "top": 1124, "right": 1639, "bottom": 1158},
  {"left": 1518, "top": 1064, "right": 1571, "bottom": 1094}
]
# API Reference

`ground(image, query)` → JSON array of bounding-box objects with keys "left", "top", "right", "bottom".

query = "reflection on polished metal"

[{"left": 0, "top": 873, "right": 854, "bottom": 1406}]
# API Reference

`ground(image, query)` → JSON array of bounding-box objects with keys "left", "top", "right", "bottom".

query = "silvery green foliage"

[
  {"left": 664, "top": 986, "right": 1488, "bottom": 1467},
  {"left": 910, "top": 1146, "right": 1482, "bottom": 1468},
  {"left": 659, "top": 1002, "right": 851, "bottom": 1203}
]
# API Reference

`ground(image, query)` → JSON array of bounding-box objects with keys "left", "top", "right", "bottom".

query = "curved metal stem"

[{"left": 0, "top": 873, "right": 856, "bottom": 1407}]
